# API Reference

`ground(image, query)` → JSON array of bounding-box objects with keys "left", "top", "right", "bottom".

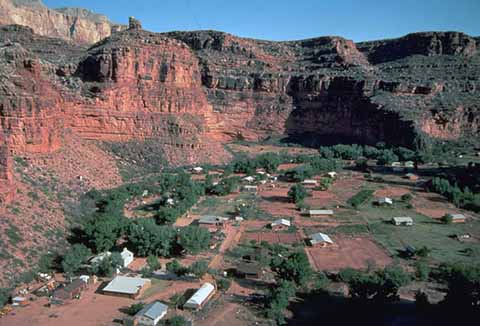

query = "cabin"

[
  {"left": 309, "top": 232, "right": 334, "bottom": 247},
  {"left": 405, "top": 173, "right": 419, "bottom": 181},
  {"left": 242, "top": 185, "right": 258, "bottom": 193},
  {"left": 126, "top": 301, "right": 168, "bottom": 326},
  {"left": 302, "top": 209, "right": 334, "bottom": 217},
  {"left": 243, "top": 176, "right": 255, "bottom": 183},
  {"left": 392, "top": 217, "right": 414, "bottom": 226},
  {"left": 191, "top": 167, "right": 204, "bottom": 174},
  {"left": 375, "top": 197, "right": 393, "bottom": 206},
  {"left": 447, "top": 213, "right": 467, "bottom": 223},
  {"left": 52, "top": 279, "right": 87, "bottom": 302},
  {"left": 302, "top": 179, "right": 318, "bottom": 187},
  {"left": 235, "top": 261, "right": 263, "bottom": 279},
  {"left": 270, "top": 218, "right": 291, "bottom": 231},
  {"left": 184, "top": 283, "right": 216, "bottom": 310},
  {"left": 102, "top": 276, "right": 151, "bottom": 299}
]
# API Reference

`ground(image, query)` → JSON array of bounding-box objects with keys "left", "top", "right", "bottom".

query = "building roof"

[
  {"left": 243, "top": 176, "right": 255, "bottom": 182},
  {"left": 271, "top": 218, "right": 291, "bottom": 227},
  {"left": 237, "top": 262, "right": 262, "bottom": 275},
  {"left": 392, "top": 216, "right": 413, "bottom": 223},
  {"left": 377, "top": 197, "right": 393, "bottom": 204},
  {"left": 121, "top": 247, "right": 133, "bottom": 258},
  {"left": 302, "top": 179, "right": 318, "bottom": 184},
  {"left": 64, "top": 278, "right": 86, "bottom": 292},
  {"left": 89, "top": 251, "right": 111, "bottom": 265},
  {"left": 243, "top": 185, "right": 257, "bottom": 189},
  {"left": 308, "top": 209, "right": 334, "bottom": 215},
  {"left": 192, "top": 167, "right": 203, "bottom": 172},
  {"left": 185, "top": 282, "right": 215, "bottom": 307},
  {"left": 310, "top": 232, "right": 333, "bottom": 244},
  {"left": 198, "top": 215, "right": 223, "bottom": 224},
  {"left": 136, "top": 301, "right": 168, "bottom": 321},
  {"left": 447, "top": 213, "right": 466, "bottom": 220},
  {"left": 103, "top": 276, "right": 150, "bottom": 295}
]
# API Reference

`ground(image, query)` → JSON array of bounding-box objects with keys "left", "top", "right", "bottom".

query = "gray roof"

[
  {"left": 198, "top": 215, "right": 223, "bottom": 224},
  {"left": 103, "top": 276, "right": 150, "bottom": 294},
  {"left": 136, "top": 301, "right": 168, "bottom": 320},
  {"left": 185, "top": 282, "right": 215, "bottom": 307},
  {"left": 392, "top": 217, "right": 413, "bottom": 223},
  {"left": 310, "top": 232, "right": 333, "bottom": 244},
  {"left": 308, "top": 209, "right": 334, "bottom": 215},
  {"left": 447, "top": 213, "right": 466, "bottom": 220}
]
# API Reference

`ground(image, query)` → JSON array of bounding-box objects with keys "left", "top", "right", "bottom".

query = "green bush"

[{"left": 347, "top": 189, "right": 374, "bottom": 208}]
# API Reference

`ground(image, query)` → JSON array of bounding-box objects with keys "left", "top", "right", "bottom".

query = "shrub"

[
  {"left": 288, "top": 184, "right": 307, "bottom": 204},
  {"left": 441, "top": 214, "right": 453, "bottom": 224},
  {"left": 347, "top": 189, "right": 374, "bottom": 208},
  {"left": 125, "top": 302, "right": 145, "bottom": 316}
]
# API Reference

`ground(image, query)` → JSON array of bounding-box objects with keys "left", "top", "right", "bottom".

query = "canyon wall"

[{"left": 0, "top": 0, "right": 123, "bottom": 44}]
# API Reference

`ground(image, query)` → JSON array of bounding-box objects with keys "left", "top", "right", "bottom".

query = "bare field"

[{"left": 305, "top": 236, "right": 392, "bottom": 271}]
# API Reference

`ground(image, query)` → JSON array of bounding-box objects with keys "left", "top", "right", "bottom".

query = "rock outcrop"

[
  {"left": 0, "top": 0, "right": 124, "bottom": 44},
  {"left": 0, "top": 19, "right": 479, "bottom": 207}
]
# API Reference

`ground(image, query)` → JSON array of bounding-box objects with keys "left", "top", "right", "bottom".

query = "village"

[{"left": 1, "top": 143, "right": 479, "bottom": 326}]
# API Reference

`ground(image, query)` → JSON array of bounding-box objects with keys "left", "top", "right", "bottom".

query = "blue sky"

[{"left": 43, "top": 0, "right": 480, "bottom": 42}]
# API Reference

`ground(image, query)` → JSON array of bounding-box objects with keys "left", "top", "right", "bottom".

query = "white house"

[
  {"left": 326, "top": 172, "right": 337, "bottom": 179},
  {"left": 184, "top": 282, "right": 216, "bottom": 310},
  {"left": 270, "top": 218, "right": 291, "bottom": 231},
  {"left": 303, "top": 209, "right": 334, "bottom": 217},
  {"left": 309, "top": 233, "right": 334, "bottom": 246},
  {"left": 243, "top": 176, "right": 255, "bottom": 183},
  {"left": 302, "top": 179, "right": 318, "bottom": 186},
  {"left": 121, "top": 248, "right": 134, "bottom": 268},
  {"left": 192, "top": 167, "right": 204, "bottom": 174},
  {"left": 376, "top": 197, "right": 393, "bottom": 205},
  {"left": 134, "top": 301, "right": 168, "bottom": 326},
  {"left": 392, "top": 217, "right": 413, "bottom": 226}
]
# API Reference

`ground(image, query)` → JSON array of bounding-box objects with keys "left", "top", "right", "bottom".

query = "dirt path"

[{"left": 209, "top": 224, "right": 244, "bottom": 269}]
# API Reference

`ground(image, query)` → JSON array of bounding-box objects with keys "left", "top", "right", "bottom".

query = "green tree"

[
  {"left": 0, "top": 288, "right": 11, "bottom": 308},
  {"left": 127, "top": 218, "right": 176, "bottom": 257},
  {"left": 166, "top": 260, "right": 188, "bottom": 276},
  {"left": 274, "top": 251, "right": 312, "bottom": 287},
  {"left": 441, "top": 214, "right": 453, "bottom": 224},
  {"left": 38, "top": 252, "right": 56, "bottom": 273},
  {"left": 441, "top": 263, "right": 480, "bottom": 309},
  {"left": 177, "top": 226, "right": 211, "bottom": 254},
  {"left": 414, "top": 261, "right": 430, "bottom": 281},
  {"left": 216, "top": 278, "right": 232, "bottom": 292},
  {"left": 125, "top": 302, "right": 145, "bottom": 316},
  {"left": 189, "top": 260, "right": 209, "bottom": 278},
  {"left": 265, "top": 280, "right": 296, "bottom": 325},
  {"left": 83, "top": 215, "right": 124, "bottom": 253},
  {"left": 288, "top": 184, "right": 307, "bottom": 204},
  {"left": 62, "top": 244, "right": 91, "bottom": 277},
  {"left": 376, "top": 149, "right": 399, "bottom": 166},
  {"left": 91, "top": 252, "right": 123, "bottom": 277},
  {"left": 166, "top": 316, "right": 188, "bottom": 326},
  {"left": 147, "top": 255, "right": 160, "bottom": 271}
]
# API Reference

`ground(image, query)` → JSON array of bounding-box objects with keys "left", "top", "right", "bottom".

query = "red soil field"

[
  {"left": 304, "top": 236, "right": 392, "bottom": 271},
  {"left": 374, "top": 187, "right": 411, "bottom": 198}
]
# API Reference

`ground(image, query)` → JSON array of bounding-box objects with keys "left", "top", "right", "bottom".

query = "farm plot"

[
  {"left": 241, "top": 231, "right": 303, "bottom": 245},
  {"left": 305, "top": 236, "right": 392, "bottom": 271}
]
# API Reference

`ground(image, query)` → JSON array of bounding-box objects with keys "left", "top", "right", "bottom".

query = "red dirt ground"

[
  {"left": 412, "top": 191, "right": 460, "bottom": 219},
  {"left": 304, "top": 236, "right": 392, "bottom": 272},
  {"left": 374, "top": 187, "right": 411, "bottom": 198},
  {"left": 305, "top": 189, "right": 340, "bottom": 208}
]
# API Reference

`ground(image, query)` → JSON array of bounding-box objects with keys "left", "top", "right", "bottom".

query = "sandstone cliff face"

[{"left": 0, "top": 0, "right": 123, "bottom": 44}]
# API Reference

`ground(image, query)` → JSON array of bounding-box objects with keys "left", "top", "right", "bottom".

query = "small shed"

[
  {"left": 198, "top": 215, "right": 225, "bottom": 226},
  {"left": 392, "top": 217, "right": 413, "bottom": 226},
  {"left": 184, "top": 283, "right": 216, "bottom": 310},
  {"left": 192, "top": 167, "right": 204, "bottom": 174},
  {"left": 270, "top": 218, "right": 291, "bottom": 231},
  {"left": 89, "top": 251, "right": 112, "bottom": 265},
  {"left": 404, "top": 161, "right": 415, "bottom": 168},
  {"left": 309, "top": 232, "right": 334, "bottom": 246},
  {"left": 243, "top": 176, "right": 255, "bottom": 183},
  {"left": 447, "top": 213, "right": 466, "bottom": 223},
  {"left": 304, "top": 209, "right": 334, "bottom": 217},
  {"left": 121, "top": 248, "right": 134, "bottom": 268},
  {"left": 242, "top": 185, "right": 258, "bottom": 193},
  {"left": 235, "top": 261, "right": 263, "bottom": 279},
  {"left": 134, "top": 301, "right": 168, "bottom": 326},
  {"left": 326, "top": 171, "right": 337, "bottom": 179},
  {"left": 302, "top": 179, "right": 318, "bottom": 187},
  {"left": 375, "top": 197, "right": 393, "bottom": 206},
  {"left": 405, "top": 173, "right": 419, "bottom": 181}
]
